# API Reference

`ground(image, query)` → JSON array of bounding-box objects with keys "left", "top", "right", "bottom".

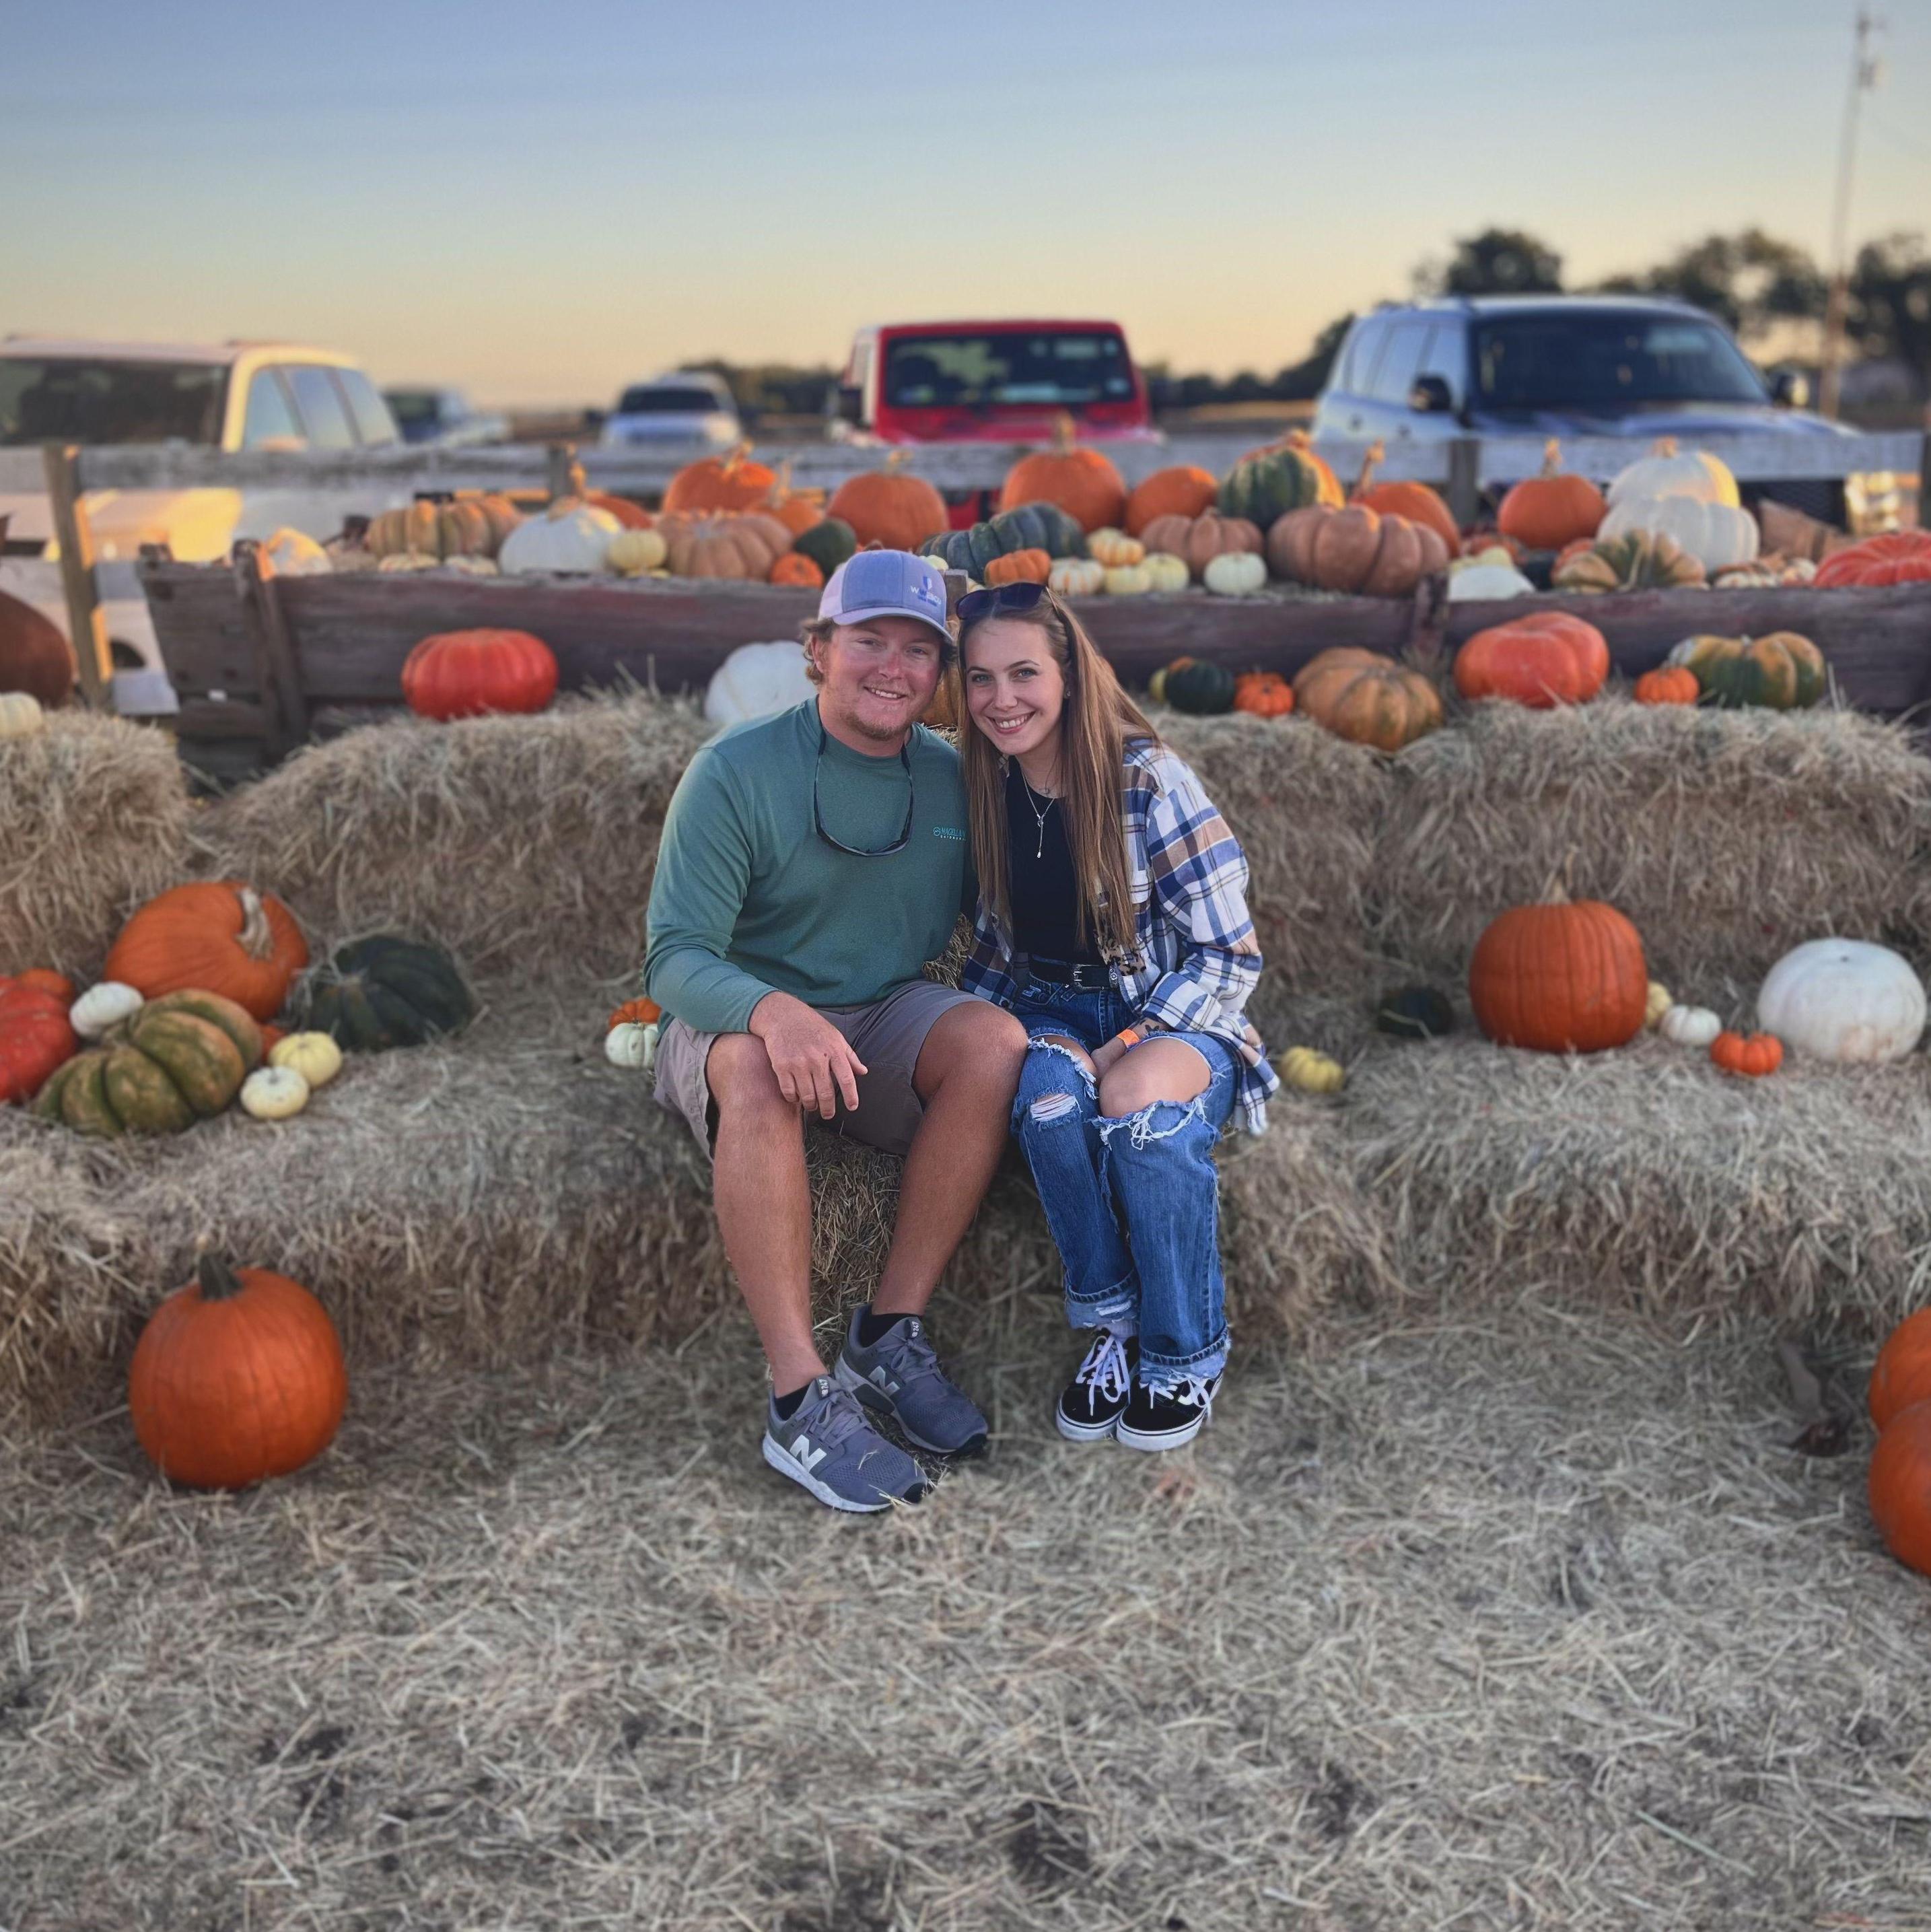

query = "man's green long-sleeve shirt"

[{"left": 643, "top": 699, "right": 970, "bottom": 1035}]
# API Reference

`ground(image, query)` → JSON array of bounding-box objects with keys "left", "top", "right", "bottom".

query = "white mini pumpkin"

[
  {"left": 1660, "top": 1004, "right": 1722, "bottom": 1048},
  {"left": 1446, "top": 563, "right": 1535, "bottom": 600},
  {"left": 240, "top": 1065, "right": 311, "bottom": 1121},
  {"left": 1599, "top": 495, "right": 1759, "bottom": 573},
  {"left": 1139, "top": 552, "right": 1190, "bottom": 593},
  {"left": 1757, "top": 938, "right": 1927, "bottom": 1064},
  {"left": 70, "top": 981, "right": 143, "bottom": 1039},
  {"left": 1102, "top": 565, "right": 1153, "bottom": 596},
  {"left": 0, "top": 691, "right": 45, "bottom": 739},
  {"left": 1607, "top": 439, "right": 1740, "bottom": 509},
  {"left": 498, "top": 499, "right": 623, "bottom": 576},
  {"left": 270, "top": 1031, "right": 344, "bottom": 1089},
  {"left": 605, "top": 1021, "right": 658, "bottom": 1070},
  {"left": 703, "top": 640, "right": 816, "bottom": 728},
  {"left": 259, "top": 527, "right": 330, "bottom": 576},
  {"left": 608, "top": 528, "right": 668, "bottom": 576},
  {"left": 1047, "top": 557, "right": 1105, "bottom": 596},
  {"left": 1203, "top": 551, "right": 1268, "bottom": 596}
]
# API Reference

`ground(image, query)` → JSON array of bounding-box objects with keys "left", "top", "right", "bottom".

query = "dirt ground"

[{"left": 3, "top": 1288, "right": 1928, "bottom": 1932}]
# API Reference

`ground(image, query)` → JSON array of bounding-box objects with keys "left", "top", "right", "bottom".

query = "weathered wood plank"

[{"left": 41, "top": 446, "right": 113, "bottom": 705}]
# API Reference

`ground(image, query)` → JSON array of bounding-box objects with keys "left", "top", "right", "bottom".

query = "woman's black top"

[{"left": 1005, "top": 762, "right": 1103, "bottom": 965}]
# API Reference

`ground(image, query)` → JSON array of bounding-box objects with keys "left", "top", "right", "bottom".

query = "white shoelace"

[
  {"left": 1146, "top": 1375, "right": 1215, "bottom": 1411},
  {"left": 1075, "top": 1334, "right": 1132, "bottom": 1404}
]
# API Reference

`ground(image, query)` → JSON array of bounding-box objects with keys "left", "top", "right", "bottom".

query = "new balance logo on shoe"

[
  {"left": 789, "top": 1436, "right": 828, "bottom": 1474},
  {"left": 868, "top": 1367, "right": 901, "bottom": 1397}
]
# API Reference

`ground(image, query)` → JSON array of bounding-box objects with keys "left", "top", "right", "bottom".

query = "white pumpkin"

[
  {"left": 703, "top": 640, "right": 816, "bottom": 728},
  {"left": 1660, "top": 1004, "right": 1722, "bottom": 1048},
  {"left": 240, "top": 1065, "right": 311, "bottom": 1121},
  {"left": 1599, "top": 495, "right": 1759, "bottom": 573},
  {"left": 0, "top": 691, "right": 45, "bottom": 739},
  {"left": 608, "top": 528, "right": 668, "bottom": 576},
  {"left": 605, "top": 1021, "right": 658, "bottom": 1070},
  {"left": 1449, "top": 545, "right": 1516, "bottom": 574},
  {"left": 1047, "top": 557, "right": 1105, "bottom": 596},
  {"left": 69, "top": 980, "right": 143, "bottom": 1039},
  {"left": 1446, "top": 563, "right": 1536, "bottom": 601},
  {"left": 1607, "top": 439, "right": 1739, "bottom": 509},
  {"left": 1140, "top": 552, "right": 1190, "bottom": 594},
  {"left": 1086, "top": 528, "right": 1145, "bottom": 567},
  {"left": 1757, "top": 938, "right": 1927, "bottom": 1064},
  {"left": 270, "top": 1031, "right": 344, "bottom": 1089},
  {"left": 258, "top": 527, "right": 330, "bottom": 576},
  {"left": 498, "top": 499, "right": 623, "bottom": 576},
  {"left": 1202, "top": 551, "right": 1267, "bottom": 597},
  {"left": 1103, "top": 565, "right": 1153, "bottom": 596}
]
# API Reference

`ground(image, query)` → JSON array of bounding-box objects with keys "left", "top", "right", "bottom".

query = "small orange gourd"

[
  {"left": 1710, "top": 1030, "right": 1783, "bottom": 1077},
  {"left": 608, "top": 996, "right": 662, "bottom": 1031},
  {"left": 769, "top": 551, "right": 824, "bottom": 589},
  {"left": 1232, "top": 672, "right": 1296, "bottom": 718},
  {"left": 984, "top": 549, "right": 1052, "bottom": 588},
  {"left": 1634, "top": 666, "right": 1700, "bottom": 706}
]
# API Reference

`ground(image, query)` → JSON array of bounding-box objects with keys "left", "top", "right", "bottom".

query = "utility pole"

[{"left": 1818, "top": 9, "right": 1883, "bottom": 421}]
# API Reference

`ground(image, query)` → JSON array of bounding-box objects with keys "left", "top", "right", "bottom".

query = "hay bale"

[
  {"left": 1159, "top": 713, "right": 1391, "bottom": 1002},
  {"left": 1345, "top": 1032, "right": 1931, "bottom": 1332},
  {"left": 197, "top": 693, "right": 715, "bottom": 986},
  {"left": 1373, "top": 701, "right": 1931, "bottom": 991},
  {"left": 0, "top": 712, "right": 193, "bottom": 979}
]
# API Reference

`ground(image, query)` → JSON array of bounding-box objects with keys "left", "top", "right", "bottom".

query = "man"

[{"left": 645, "top": 550, "right": 1028, "bottom": 1513}]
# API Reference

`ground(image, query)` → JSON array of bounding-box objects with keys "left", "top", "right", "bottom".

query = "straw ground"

[{"left": 2, "top": 1296, "right": 1926, "bottom": 1931}]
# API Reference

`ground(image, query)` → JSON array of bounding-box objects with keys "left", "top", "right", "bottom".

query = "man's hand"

[
  {"left": 1088, "top": 1033, "right": 1131, "bottom": 1081},
  {"left": 749, "top": 992, "right": 868, "bottom": 1120}
]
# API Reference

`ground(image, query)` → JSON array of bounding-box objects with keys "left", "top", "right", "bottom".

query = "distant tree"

[
  {"left": 1272, "top": 312, "right": 1355, "bottom": 400},
  {"left": 1595, "top": 229, "right": 1825, "bottom": 339},
  {"left": 1418, "top": 229, "right": 1564, "bottom": 298},
  {"left": 1848, "top": 231, "right": 1931, "bottom": 379}
]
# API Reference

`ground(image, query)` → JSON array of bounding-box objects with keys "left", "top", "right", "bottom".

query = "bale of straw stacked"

[{"left": 0, "top": 712, "right": 195, "bottom": 980}]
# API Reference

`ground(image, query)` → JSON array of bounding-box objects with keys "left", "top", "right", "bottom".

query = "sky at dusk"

[{"left": 7, "top": 0, "right": 1930, "bottom": 407}]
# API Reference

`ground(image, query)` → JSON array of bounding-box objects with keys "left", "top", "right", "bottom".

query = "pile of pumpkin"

[
  {"left": 1, "top": 883, "right": 475, "bottom": 1133},
  {"left": 1145, "top": 607, "right": 1829, "bottom": 753}
]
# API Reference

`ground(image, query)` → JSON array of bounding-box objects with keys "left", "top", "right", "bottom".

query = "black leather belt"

[{"left": 1026, "top": 957, "right": 1112, "bottom": 990}]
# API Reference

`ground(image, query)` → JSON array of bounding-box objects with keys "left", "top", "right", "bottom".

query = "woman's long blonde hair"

[{"left": 958, "top": 589, "right": 1158, "bottom": 956}]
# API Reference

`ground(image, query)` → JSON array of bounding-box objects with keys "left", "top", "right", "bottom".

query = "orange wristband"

[{"left": 1116, "top": 1027, "right": 1142, "bottom": 1049}]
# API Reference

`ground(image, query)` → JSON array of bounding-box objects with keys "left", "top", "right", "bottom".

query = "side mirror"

[
  {"left": 1409, "top": 375, "right": 1454, "bottom": 415},
  {"left": 834, "top": 384, "right": 864, "bottom": 427},
  {"left": 1771, "top": 369, "right": 1811, "bottom": 409}
]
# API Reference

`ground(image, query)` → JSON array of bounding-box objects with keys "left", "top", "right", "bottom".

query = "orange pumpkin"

[
  {"left": 985, "top": 549, "right": 1052, "bottom": 587},
  {"left": 1292, "top": 648, "right": 1442, "bottom": 752},
  {"left": 104, "top": 882, "right": 308, "bottom": 1022},
  {"left": 769, "top": 551, "right": 824, "bottom": 589},
  {"left": 4, "top": 968, "right": 75, "bottom": 1004},
  {"left": 129, "top": 1253, "right": 347, "bottom": 1490},
  {"left": 402, "top": 628, "right": 559, "bottom": 721},
  {"left": 1351, "top": 443, "right": 1460, "bottom": 555},
  {"left": 1453, "top": 613, "right": 1609, "bottom": 709},
  {"left": 1634, "top": 666, "right": 1700, "bottom": 706},
  {"left": 662, "top": 444, "right": 778, "bottom": 516},
  {"left": 608, "top": 996, "right": 662, "bottom": 1031},
  {"left": 1267, "top": 504, "right": 1450, "bottom": 598},
  {"left": 0, "top": 588, "right": 77, "bottom": 706},
  {"left": 1232, "top": 672, "right": 1295, "bottom": 719},
  {"left": 998, "top": 413, "right": 1127, "bottom": 534},
  {"left": 1497, "top": 440, "right": 1607, "bottom": 551},
  {"left": 1469, "top": 889, "right": 1648, "bottom": 1054},
  {"left": 0, "top": 977, "right": 78, "bottom": 1104},
  {"left": 1137, "top": 510, "right": 1265, "bottom": 583},
  {"left": 827, "top": 454, "right": 949, "bottom": 552},
  {"left": 1869, "top": 1400, "right": 1931, "bottom": 1576},
  {"left": 1123, "top": 465, "right": 1220, "bottom": 538},
  {"left": 1870, "top": 1310, "right": 1931, "bottom": 1432},
  {"left": 585, "top": 492, "right": 654, "bottom": 530},
  {"left": 1813, "top": 531, "right": 1931, "bottom": 589},
  {"left": 1710, "top": 1030, "right": 1783, "bottom": 1077}
]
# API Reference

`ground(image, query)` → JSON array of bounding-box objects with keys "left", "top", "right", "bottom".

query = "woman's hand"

[
  {"left": 1088, "top": 1032, "right": 1133, "bottom": 1081},
  {"left": 750, "top": 991, "right": 868, "bottom": 1119}
]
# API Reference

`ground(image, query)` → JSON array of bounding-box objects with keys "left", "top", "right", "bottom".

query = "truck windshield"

[
  {"left": 0, "top": 358, "right": 227, "bottom": 446},
  {"left": 617, "top": 386, "right": 725, "bottom": 415},
  {"left": 1471, "top": 314, "right": 1767, "bottom": 411},
  {"left": 883, "top": 333, "right": 1135, "bottom": 409}
]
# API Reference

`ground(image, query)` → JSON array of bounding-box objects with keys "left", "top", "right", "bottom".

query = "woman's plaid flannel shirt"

[{"left": 961, "top": 737, "right": 1278, "bottom": 1134}]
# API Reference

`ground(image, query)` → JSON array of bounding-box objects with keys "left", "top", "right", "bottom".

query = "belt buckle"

[{"left": 1074, "top": 963, "right": 1109, "bottom": 991}]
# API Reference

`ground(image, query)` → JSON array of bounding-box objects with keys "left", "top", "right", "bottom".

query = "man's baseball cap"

[{"left": 818, "top": 549, "right": 951, "bottom": 645}]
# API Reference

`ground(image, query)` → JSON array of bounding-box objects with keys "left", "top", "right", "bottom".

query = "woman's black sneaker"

[
  {"left": 1117, "top": 1371, "right": 1221, "bottom": 1451},
  {"left": 1055, "top": 1332, "right": 1137, "bottom": 1442}
]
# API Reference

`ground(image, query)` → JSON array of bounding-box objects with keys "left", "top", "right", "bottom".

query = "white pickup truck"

[{"left": 0, "top": 338, "right": 401, "bottom": 684}]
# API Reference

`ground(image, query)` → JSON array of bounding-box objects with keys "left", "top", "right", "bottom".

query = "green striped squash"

[
  {"left": 791, "top": 517, "right": 857, "bottom": 579},
  {"left": 1664, "top": 631, "right": 1827, "bottom": 710},
  {"left": 1218, "top": 441, "right": 1334, "bottom": 529}
]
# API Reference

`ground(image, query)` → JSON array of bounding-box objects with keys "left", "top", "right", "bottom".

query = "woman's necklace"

[{"left": 1020, "top": 773, "right": 1056, "bottom": 860}]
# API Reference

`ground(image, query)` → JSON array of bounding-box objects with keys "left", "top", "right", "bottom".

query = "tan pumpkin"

[
  {"left": 655, "top": 512, "right": 794, "bottom": 580},
  {"left": 1292, "top": 648, "right": 1443, "bottom": 751},
  {"left": 1137, "top": 510, "right": 1265, "bottom": 583},
  {"left": 1266, "top": 504, "right": 1450, "bottom": 598},
  {"left": 364, "top": 494, "right": 523, "bottom": 560}
]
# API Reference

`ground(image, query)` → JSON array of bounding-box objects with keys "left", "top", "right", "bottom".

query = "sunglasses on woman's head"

[{"left": 956, "top": 580, "right": 1049, "bottom": 627}]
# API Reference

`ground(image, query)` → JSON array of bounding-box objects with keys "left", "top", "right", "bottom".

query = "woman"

[{"left": 956, "top": 582, "right": 1277, "bottom": 1451}]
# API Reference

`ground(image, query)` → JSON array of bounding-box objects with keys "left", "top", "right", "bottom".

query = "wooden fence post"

[
  {"left": 41, "top": 444, "right": 114, "bottom": 708},
  {"left": 233, "top": 542, "right": 311, "bottom": 763},
  {"left": 547, "top": 442, "right": 582, "bottom": 504},
  {"left": 1445, "top": 438, "right": 1481, "bottom": 528}
]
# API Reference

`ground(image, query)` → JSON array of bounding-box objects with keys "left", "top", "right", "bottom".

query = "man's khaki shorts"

[{"left": 654, "top": 979, "right": 981, "bottom": 1161}]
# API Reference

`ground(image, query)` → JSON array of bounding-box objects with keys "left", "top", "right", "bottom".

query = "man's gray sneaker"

[
  {"left": 833, "top": 1306, "right": 989, "bottom": 1457},
  {"left": 761, "top": 1375, "right": 927, "bottom": 1513}
]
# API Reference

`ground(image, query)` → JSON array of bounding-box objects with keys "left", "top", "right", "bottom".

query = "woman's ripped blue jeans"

[{"left": 1009, "top": 980, "right": 1236, "bottom": 1385}]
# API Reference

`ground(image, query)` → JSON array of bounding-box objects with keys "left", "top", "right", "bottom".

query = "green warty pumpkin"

[{"left": 300, "top": 936, "right": 475, "bottom": 1051}]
